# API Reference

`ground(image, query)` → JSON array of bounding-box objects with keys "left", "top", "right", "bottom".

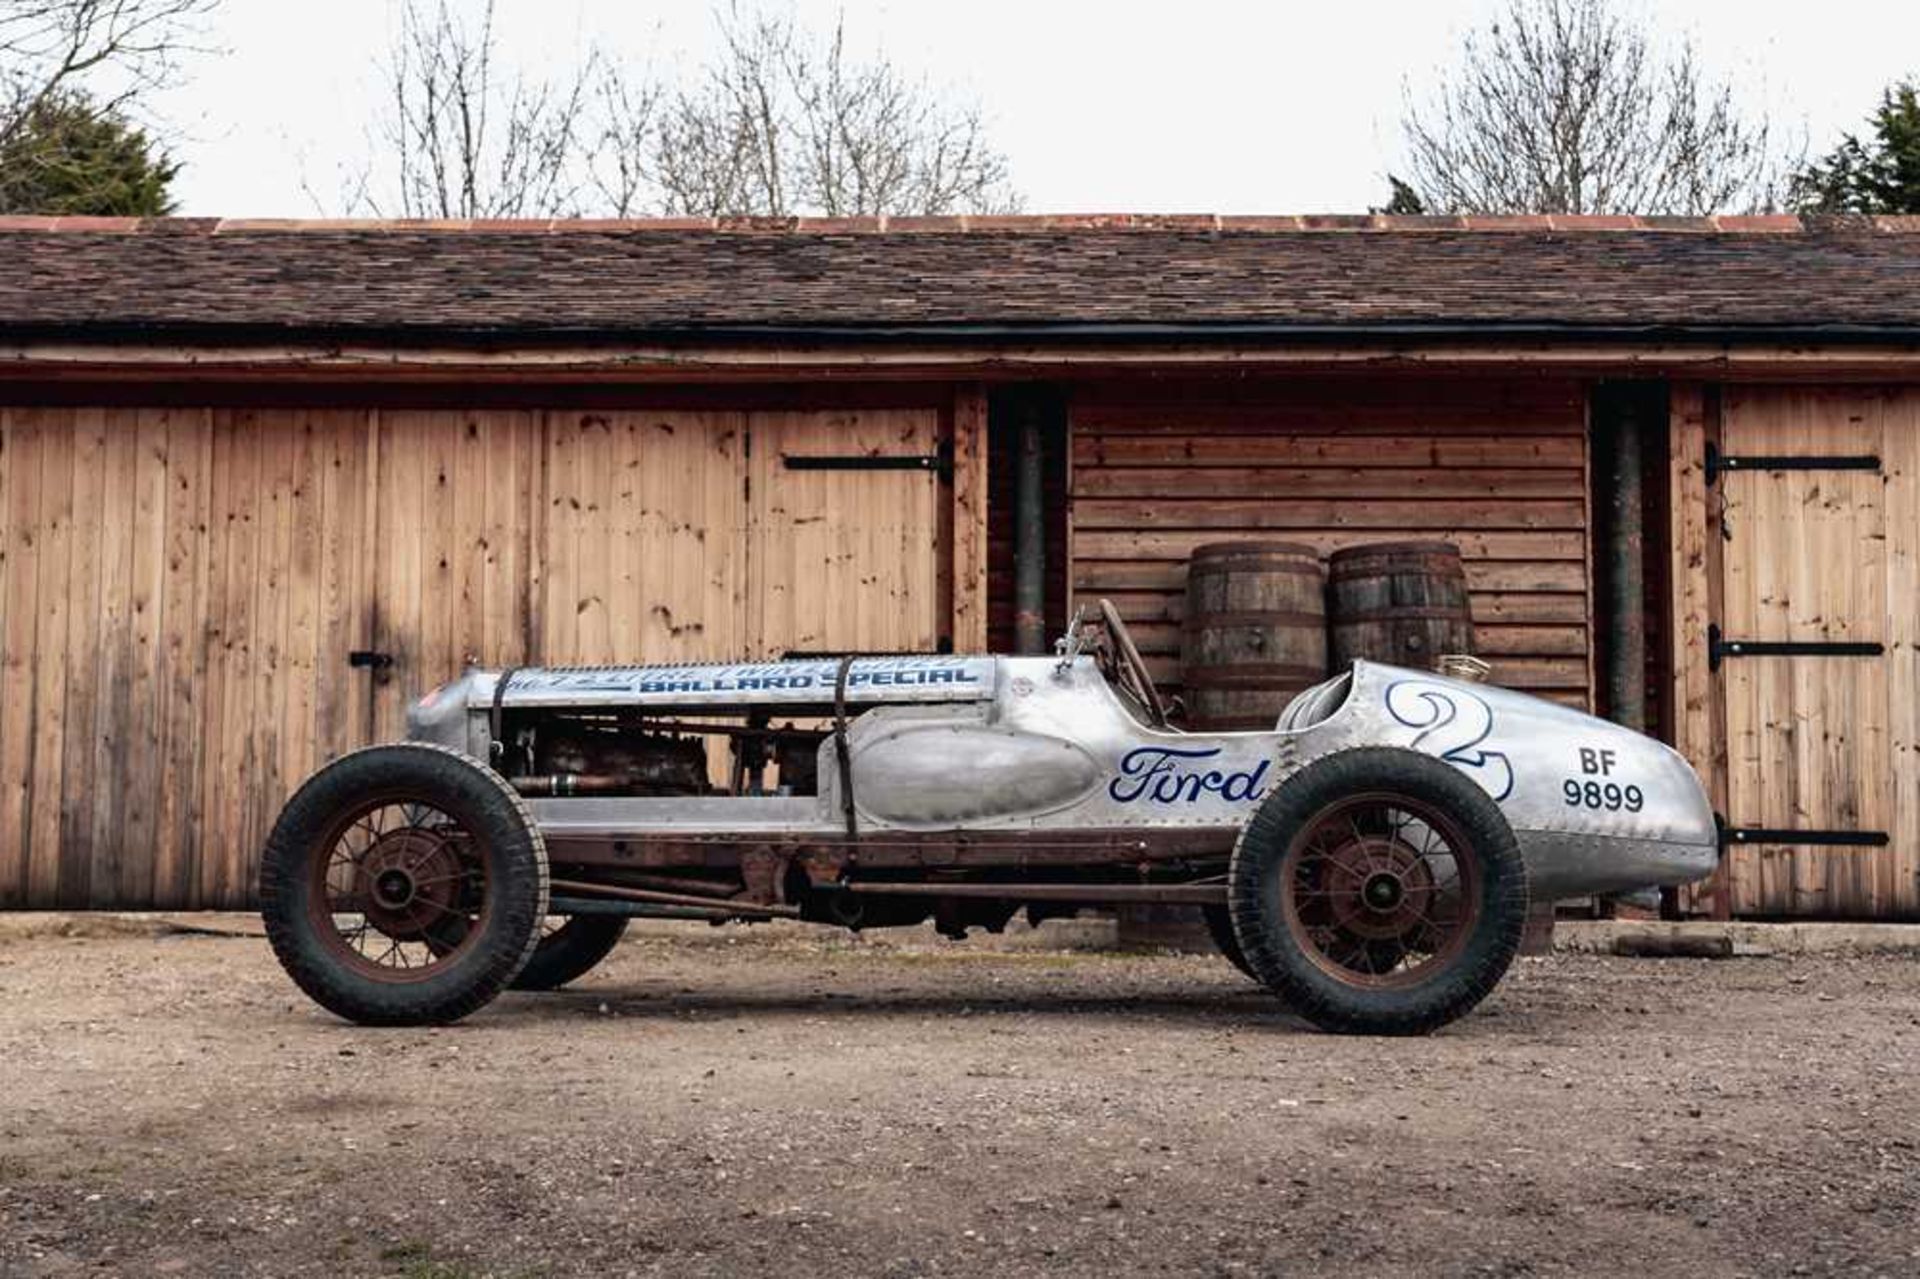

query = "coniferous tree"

[
  {"left": 0, "top": 90, "right": 177, "bottom": 214},
  {"left": 1792, "top": 81, "right": 1920, "bottom": 214}
]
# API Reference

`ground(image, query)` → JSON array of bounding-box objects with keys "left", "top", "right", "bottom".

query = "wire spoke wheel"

[
  {"left": 311, "top": 799, "right": 487, "bottom": 983},
  {"left": 261, "top": 743, "right": 548, "bottom": 1026},
  {"left": 1227, "top": 747, "right": 1527, "bottom": 1035},
  {"left": 1282, "top": 794, "right": 1475, "bottom": 991}
]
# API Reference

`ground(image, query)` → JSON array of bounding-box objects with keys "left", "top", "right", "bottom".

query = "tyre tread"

[
  {"left": 1227, "top": 746, "right": 1528, "bottom": 1036},
  {"left": 259, "top": 742, "right": 549, "bottom": 1026}
]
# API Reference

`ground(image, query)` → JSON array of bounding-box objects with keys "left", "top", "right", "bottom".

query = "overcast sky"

[{"left": 152, "top": 0, "right": 1920, "bottom": 216}]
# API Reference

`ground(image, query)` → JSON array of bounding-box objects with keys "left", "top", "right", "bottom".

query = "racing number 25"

[{"left": 1562, "top": 778, "right": 1644, "bottom": 812}]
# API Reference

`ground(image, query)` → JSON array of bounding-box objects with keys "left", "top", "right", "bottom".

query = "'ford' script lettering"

[{"left": 1108, "top": 747, "right": 1270, "bottom": 805}]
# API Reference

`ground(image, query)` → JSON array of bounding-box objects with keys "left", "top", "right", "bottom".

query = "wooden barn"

[{"left": 1, "top": 212, "right": 1918, "bottom": 920}]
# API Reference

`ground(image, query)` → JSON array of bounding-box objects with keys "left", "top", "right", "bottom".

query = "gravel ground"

[{"left": 0, "top": 918, "right": 1916, "bottom": 1278}]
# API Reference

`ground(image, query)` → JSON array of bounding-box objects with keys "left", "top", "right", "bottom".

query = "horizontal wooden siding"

[{"left": 1068, "top": 379, "right": 1593, "bottom": 707}]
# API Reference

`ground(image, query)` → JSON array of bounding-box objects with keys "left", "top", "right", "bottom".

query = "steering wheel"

[{"left": 1096, "top": 598, "right": 1170, "bottom": 728}]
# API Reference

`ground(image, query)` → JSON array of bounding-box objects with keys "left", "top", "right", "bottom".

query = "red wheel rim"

[
  {"left": 1278, "top": 791, "right": 1482, "bottom": 989},
  {"left": 302, "top": 796, "right": 493, "bottom": 984}
]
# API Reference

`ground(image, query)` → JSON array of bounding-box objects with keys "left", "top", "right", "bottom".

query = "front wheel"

[
  {"left": 1228, "top": 747, "right": 1527, "bottom": 1035},
  {"left": 260, "top": 743, "right": 548, "bottom": 1026}
]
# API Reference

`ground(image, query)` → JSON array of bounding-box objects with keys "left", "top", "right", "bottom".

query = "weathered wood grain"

[
  {"left": 951, "top": 386, "right": 990, "bottom": 653},
  {"left": 0, "top": 410, "right": 32, "bottom": 907},
  {"left": 1717, "top": 386, "right": 1912, "bottom": 918},
  {"left": 1067, "top": 379, "right": 1592, "bottom": 703},
  {"left": 747, "top": 409, "right": 942, "bottom": 657}
]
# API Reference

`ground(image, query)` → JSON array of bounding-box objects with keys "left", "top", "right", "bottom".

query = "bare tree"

[
  {"left": 0, "top": 0, "right": 215, "bottom": 149},
  {"left": 338, "top": 2, "right": 1016, "bottom": 220},
  {"left": 354, "top": 0, "right": 600, "bottom": 218},
  {"left": 647, "top": 8, "right": 1016, "bottom": 218},
  {"left": 1397, "top": 0, "right": 1784, "bottom": 216},
  {"left": 589, "top": 61, "right": 663, "bottom": 218}
]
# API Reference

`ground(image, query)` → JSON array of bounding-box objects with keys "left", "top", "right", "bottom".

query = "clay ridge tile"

[{"left": 6, "top": 213, "right": 1920, "bottom": 237}]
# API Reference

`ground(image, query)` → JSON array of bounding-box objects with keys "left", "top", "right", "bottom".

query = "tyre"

[
  {"left": 1228, "top": 747, "right": 1527, "bottom": 1035},
  {"left": 510, "top": 915, "right": 629, "bottom": 991},
  {"left": 259, "top": 743, "right": 548, "bottom": 1026},
  {"left": 1201, "top": 905, "right": 1258, "bottom": 982}
]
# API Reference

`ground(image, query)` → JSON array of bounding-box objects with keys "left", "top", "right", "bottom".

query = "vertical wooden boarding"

[
  {"left": 637, "top": 410, "right": 748, "bottom": 663},
  {"left": 55, "top": 408, "right": 112, "bottom": 908},
  {"left": 370, "top": 409, "right": 424, "bottom": 741},
  {"left": 1717, "top": 387, "right": 1894, "bottom": 917},
  {"left": 84, "top": 410, "right": 141, "bottom": 905},
  {"left": 1878, "top": 392, "right": 1920, "bottom": 917},
  {"left": 537, "top": 409, "right": 749, "bottom": 667},
  {"left": 176, "top": 409, "right": 381, "bottom": 909},
  {"left": 539, "top": 410, "right": 608, "bottom": 666},
  {"left": 0, "top": 409, "right": 34, "bottom": 907},
  {"left": 154, "top": 408, "right": 215, "bottom": 909},
  {"left": 323, "top": 413, "right": 377, "bottom": 749},
  {"left": 747, "top": 408, "right": 944, "bottom": 656},
  {"left": 1666, "top": 385, "right": 1726, "bottom": 917},
  {"left": 205, "top": 409, "right": 265, "bottom": 907},
  {"left": 24, "top": 409, "right": 75, "bottom": 906},
  {"left": 109, "top": 409, "right": 173, "bottom": 908},
  {"left": 243, "top": 412, "right": 298, "bottom": 882},
  {"left": 950, "top": 386, "right": 990, "bottom": 653},
  {"left": 372, "top": 410, "right": 539, "bottom": 739}
]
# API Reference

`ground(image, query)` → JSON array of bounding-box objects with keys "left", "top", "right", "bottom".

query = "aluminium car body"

[{"left": 406, "top": 653, "right": 1718, "bottom": 900}]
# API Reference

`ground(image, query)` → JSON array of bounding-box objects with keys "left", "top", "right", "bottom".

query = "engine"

[{"left": 495, "top": 710, "right": 823, "bottom": 798}]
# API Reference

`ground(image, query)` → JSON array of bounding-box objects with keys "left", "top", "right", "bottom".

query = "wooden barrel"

[
  {"left": 1181, "top": 542, "right": 1328, "bottom": 731},
  {"left": 1327, "top": 541, "right": 1476, "bottom": 672}
]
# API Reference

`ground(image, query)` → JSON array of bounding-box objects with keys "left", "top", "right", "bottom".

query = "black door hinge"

[
  {"left": 1705, "top": 441, "right": 1881, "bottom": 486},
  {"left": 784, "top": 438, "right": 953, "bottom": 483},
  {"left": 348, "top": 650, "right": 394, "bottom": 670},
  {"left": 1720, "top": 827, "right": 1889, "bottom": 848},
  {"left": 1707, "top": 624, "right": 1883, "bottom": 671}
]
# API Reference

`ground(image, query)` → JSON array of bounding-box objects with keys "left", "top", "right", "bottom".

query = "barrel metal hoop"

[
  {"left": 1182, "top": 609, "right": 1328, "bottom": 630},
  {"left": 1183, "top": 663, "right": 1330, "bottom": 686},
  {"left": 1331, "top": 606, "right": 1475, "bottom": 623}
]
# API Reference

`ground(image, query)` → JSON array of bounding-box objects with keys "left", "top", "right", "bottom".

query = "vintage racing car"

[{"left": 259, "top": 602, "right": 1718, "bottom": 1035}]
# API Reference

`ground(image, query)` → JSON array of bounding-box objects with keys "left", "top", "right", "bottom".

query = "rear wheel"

[
  {"left": 510, "top": 915, "right": 629, "bottom": 990},
  {"left": 1228, "top": 747, "right": 1527, "bottom": 1035},
  {"left": 1202, "top": 905, "right": 1257, "bottom": 981},
  {"left": 259, "top": 743, "right": 547, "bottom": 1026}
]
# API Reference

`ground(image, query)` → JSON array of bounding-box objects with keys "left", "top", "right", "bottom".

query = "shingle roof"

[{"left": 4, "top": 213, "right": 1920, "bottom": 344}]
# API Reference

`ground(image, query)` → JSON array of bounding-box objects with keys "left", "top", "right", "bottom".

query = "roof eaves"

[{"left": 11, "top": 317, "right": 1920, "bottom": 350}]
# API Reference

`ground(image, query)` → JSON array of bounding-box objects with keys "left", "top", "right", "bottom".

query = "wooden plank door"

[
  {"left": 746, "top": 408, "right": 946, "bottom": 657},
  {"left": 1715, "top": 387, "right": 1910, "bottom": 917},
  {"left": 194, "top": 409, "right": 383, "bottom": 907},
  {"left": 0, "top": 406, "right": 380, "bottom": 910},
  {"left": 539, "top": 409, "right": 749, "bottom": 667},
  {"left": 370, "top": 409, "right": 540, "bottom": 739}
]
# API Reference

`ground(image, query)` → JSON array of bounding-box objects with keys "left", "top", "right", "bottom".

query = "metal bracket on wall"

[
  {"left": 783, "top": 438, "right": 954, "bottom": 483},
  {"left": 347, "top": 650, "right": 394, "bottom": 671},
  {"left": 1704, "top": 441, "right": 1881, "bottom": 486},
  {"left": 1706, "top": 624, "right": 1883, "bottom": 671}
]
